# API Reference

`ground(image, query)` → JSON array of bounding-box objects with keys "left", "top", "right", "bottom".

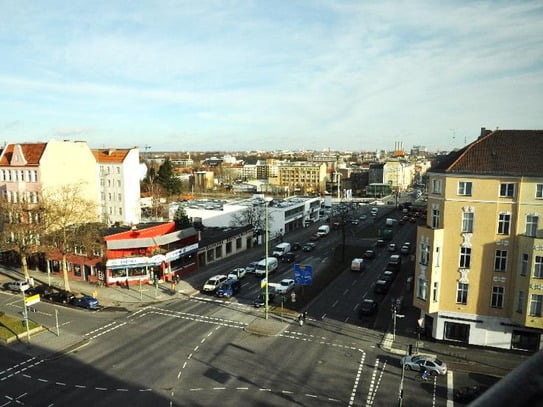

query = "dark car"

[
  {"left": 44, "top": 290, "right": 75, "bottom": 304},
  {"left": 358, "top": 298, "right": 378, "bottom": 317},
  {"left": 73, "top": 295, "right": 100, "bottom": 309},
  {"left": 216, "top": 279, "right": 241, "bottom": 298},
  {"left": 374, "top": 279, "right": 392, "bottom": 295},
  {"left": 291, "top": 242, "right": 302, "bottom": 251},
  {"left": 281, "top": 252, "right": 296, "bottom": 263},
  {"left": 25, "top": 284, "right": 53, "bottom": 297},
  {"left": 310, "top": 233, "right": 320, "bottom": 241},
  {"left": 253, "top": 292, "right": 276, "bottom": 308},
  {"left": 363, "top": 249, "right": 376, "bottom": 259},
  {"left": 375, "top": 239, "right": 386, "bottom": 247},
  {"left": 302, "top": 242, "right": 317, "bottom": 252},
  {"left": 379, "top": 270, "right": 396, "bottom": 282}
]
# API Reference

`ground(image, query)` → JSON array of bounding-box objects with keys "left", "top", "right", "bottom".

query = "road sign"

[
  {"left": 25, "top": 294, "right": 40, "bottom": 306},
  {"left": 294, "top": 263, "right": 313, "bottom": 286}
]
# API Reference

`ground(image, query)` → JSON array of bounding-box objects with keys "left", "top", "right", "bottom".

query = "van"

[
  {"left": 272, "top": 242, "right": 291, "bottom": 257},
  {"left": 317, "top": 225, "right": 330, "bottom": 237},
  {"left": 254, "top": 257, "right": 279, "bottom": 277},
  {"left": 351, "top": 258, "right": 365, "bottom": 272}
]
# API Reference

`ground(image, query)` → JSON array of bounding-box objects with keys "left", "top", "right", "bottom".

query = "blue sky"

[{"left": 1, "top": 1, "right": 542, "bottom": 152}]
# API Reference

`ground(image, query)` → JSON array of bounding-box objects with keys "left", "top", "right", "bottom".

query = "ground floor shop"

[{"left": 420, "top": 310, "right": 543, "bottom": 352}]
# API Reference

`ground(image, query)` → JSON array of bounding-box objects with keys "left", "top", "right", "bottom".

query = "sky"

[{"left": 1, "top": 1, "right": 542, "bottom": 153}]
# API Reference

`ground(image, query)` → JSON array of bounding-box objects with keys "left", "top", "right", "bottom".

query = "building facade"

[
  {"left": 93, "top": 147, "right": 141, "bottom": 226},
  {"left": 414, "top": 129, "right": 543, "bottom": 351}
]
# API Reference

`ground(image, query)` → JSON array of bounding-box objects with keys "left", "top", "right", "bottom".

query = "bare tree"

[
  {"left": 41, "top": 184, "right": 100, "bottom": 292},
  {"left": 0, "top": 197, "right": 45, "bottom": 281},
  {"left": 229, "top": 203, "right": 270, "bottom": 233}
]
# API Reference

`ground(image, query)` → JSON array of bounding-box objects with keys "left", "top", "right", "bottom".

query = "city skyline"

[{"left": 1, "top": 1, "right": 542, "bottom": 152}]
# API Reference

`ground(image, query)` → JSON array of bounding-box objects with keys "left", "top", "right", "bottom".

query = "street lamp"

[{"left": 265, "top": 202, "right": 269, "bottom": 320}]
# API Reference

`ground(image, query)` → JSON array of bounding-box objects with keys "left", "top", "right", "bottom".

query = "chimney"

[{"left": 479, "top": 127, "right": 492, "bottom": 139}]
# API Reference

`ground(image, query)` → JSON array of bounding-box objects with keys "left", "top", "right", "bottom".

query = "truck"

[
  {"left": 254, "top": 257, "right": 279, "bottom": 277},
  {"left": 272, "top": 242, "right": 291, "bottom": 257},
  {"left": 351, "top": 258, "right": 365, "bottom": 272},
  {"left": 317, "top": 224, "right": 330, "bottom": 237}
]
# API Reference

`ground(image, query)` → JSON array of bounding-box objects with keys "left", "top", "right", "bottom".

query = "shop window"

[
  {"left": 225, "top": 241, "right": 232, "bottom": 255},
  {"left": 236, "top": 237, "right": 242, "bottom": 250},
  {"left": 444, "top": 321, "right": 470, "bottom": 343}
]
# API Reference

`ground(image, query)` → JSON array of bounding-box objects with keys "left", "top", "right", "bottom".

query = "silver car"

[{"left": 400, "top": 355, "right": 447, "bottom": 375}]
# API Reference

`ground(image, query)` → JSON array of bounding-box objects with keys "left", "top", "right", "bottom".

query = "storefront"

[{"left": 104, "top": 222, "right": 199, "bottom": 286}]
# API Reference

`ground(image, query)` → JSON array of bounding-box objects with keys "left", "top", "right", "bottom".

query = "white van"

[
  {"left": 272, "top": 242, "right": 291, "bottom": 257},
  {"left": 317, "top": 225, "right": 330, "bottom": 237},
  {"left": 254, "top": 257, "right": 279, "bottom": 277}
]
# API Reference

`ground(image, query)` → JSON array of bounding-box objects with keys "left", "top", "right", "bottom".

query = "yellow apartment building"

[
  {"left": 414, "top": 129, "right": 543, "bottom": 351},
  {"left": 271, "top": 161, "right": 327, "bottom": 195}
]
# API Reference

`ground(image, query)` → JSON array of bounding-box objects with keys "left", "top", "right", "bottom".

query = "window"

[
  {"left": 494, "top": 250, "right": 507, "bottom": 272},
  {"left": 529, "top": 294, "right": 543, "bottom": 317},
  {"left": 459, "top": 247, "right": 471, "bottom": 269},
  {"left": 431, "top": 206, "right": 440, "bottom": 229},
  {"left": 432, "top": 282, "right": 439, "bottom": 302},
  {"left": 431, "top": 179, "right": 442, "bottom": 194},
  {"left": 491, "top": 286, "right": 504, "bottom": 308},
  {"left": 526, "top": 215, "right": 538, "bottom": 237},
  {"left": 535, "top": 256, "right": 543, "bottom": 278},
  {"left": 517, "top": 291, "right": 525, "bottom": 313},
  {"left": 499, "top": 183, "right": 515, "bottom": 197},
  {"left": 536, "top": 184, "right": 543, "bottom": 199},
  {"left": 417, "top": 278, "right": 427, "bottom": 301},
  {"left": 458, "top": 181, "right": 472, "bottom": 196},
  {"left": 521, "top": 254, "right": 529, "bottom": 276},
  {"left": 456, "top": 282, "right": 468, "bottom": 304},
  {"left": 462, "top": 212, "right": 474, "bottom": 233},
  {"left": 497, "top": 213, "right": 511, "bottom": 235},
  {"left": 420, "top": 244, "right": 430, "bottom": 266}
]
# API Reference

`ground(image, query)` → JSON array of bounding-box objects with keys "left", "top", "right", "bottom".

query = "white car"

[
  {"left": 400, "top": 355, "right": 448, "bottom": 375},
  {"left": 274, "top": 278, "right": 295, "bottom": 295},
  {"left": 227, "top": 267, "right": 247, "bottom": 280},
  {"left": 6, "top": 280, "right": 30, "bottom": 292},
  {"left": 202, "top": 275, "right": 228, "bottom": 294}
]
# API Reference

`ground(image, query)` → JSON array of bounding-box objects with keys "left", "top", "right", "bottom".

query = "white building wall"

[{"left": 122, "top": 148, "right": 141, "bottom": 225}]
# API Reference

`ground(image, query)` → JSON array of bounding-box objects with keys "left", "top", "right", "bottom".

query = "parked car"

[
  {"left": 216, "top": 279, "right": 241, "bottom": 298},
  {"left": 400, "top": 355, "right": 448, "bottom": 376},
  {"left": 310, "top": 233, "right": 320, "bottom": 241},
  {"left": 5, "top": 280, "right": 30, "bottom": 292},
  {"left": 388, "top": 243, "right": 397, "bottom": 252},
  {"left": 359, "top": 214, "right": 368, "bottom": 220},
  {"left": 44, "top": 290, "right": 75, "bottom": 304},
  {"left": 387, "top": 254, "right": 402, "bottom": 271},
  {"left": 280, "top": 252, "right": 296, "bottom": 263},
  {"left": 291, "top": 242, "right": 302, "bottom": 251},
  {"left": 25, "top": 284, "right": 52, "bottom": 297},
  {"left": 351, "top": 218, "right": 359, "bottom": 225},
  {"left": 302, "top": 242, "right": 317, "bottom": 252},
  {"left": 227, "top": 267, "right": 247, "bottom": 280},
  {"left": 73, "top": 295, "right": 100, "bottom": 309},
  {"left": 358, "top": 298, "right": 378, "bottom": 317},
  {"left": 201, "top": 275, "right": 228, "bottom": 294}
]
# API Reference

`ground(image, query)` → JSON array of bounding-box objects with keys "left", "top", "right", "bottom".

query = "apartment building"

[
  {"left": 0, "top": 140, "right": 99, "bottom": 211},
  {"left": 93, "top": 147, "right": 141, "bottom": 226},
  {"left": 414, "top": 129, "right": 543, "bottom": 351},
  {"left": 271, "top": 161, "right": 327, "bottom": 195}
]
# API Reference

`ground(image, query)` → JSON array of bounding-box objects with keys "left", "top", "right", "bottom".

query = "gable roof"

[
  {"left": 0, "top": 143, "right": 47, "bottom": 166},
  {"left": 92, "top": 148, "right": 131, "bottom": 164},
  {"left": 431, "top": 130, "right": 543, "bottom": 177}
]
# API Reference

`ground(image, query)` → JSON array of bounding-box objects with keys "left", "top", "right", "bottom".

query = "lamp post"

[{"left": 264, "top": 202, "right": 270, "bottom": 320}]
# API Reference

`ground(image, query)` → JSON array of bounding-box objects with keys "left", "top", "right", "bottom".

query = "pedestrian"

[{"left": 126, "top": 279, "right": 130, "bottom": 290}]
